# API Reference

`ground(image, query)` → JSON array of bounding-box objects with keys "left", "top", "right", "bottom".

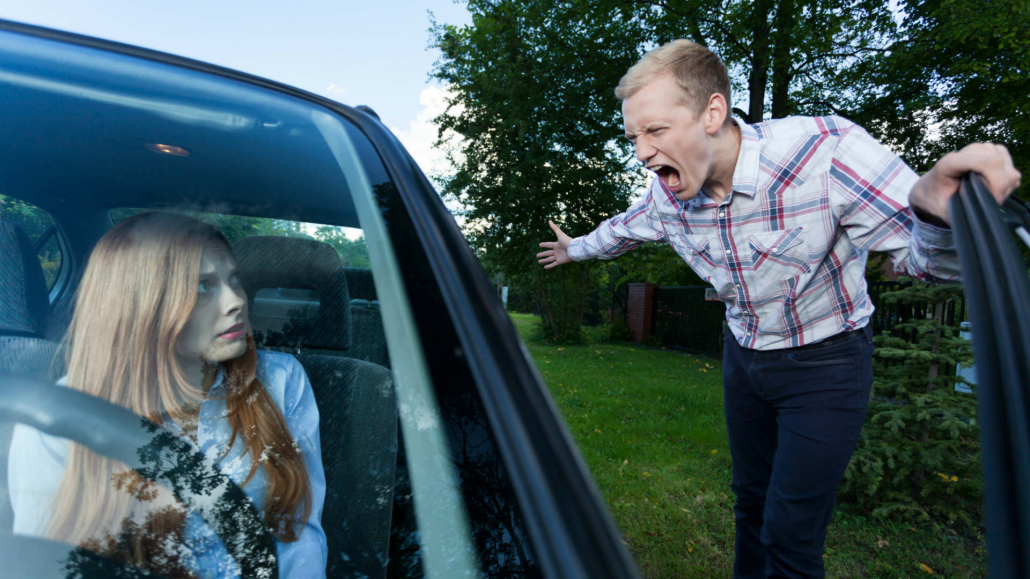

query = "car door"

[
  {"left": 0, "top": 19, "right": 640, "bottom": 579},
  {"left": 949, "top": 175, "right": 1030, "bottom": 579}
]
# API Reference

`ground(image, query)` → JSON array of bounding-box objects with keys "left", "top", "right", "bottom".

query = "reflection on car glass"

[
  {"left": 1, "top": 194, "right": 63, "bottom": 288},
  {"left": 8, "top": 212, "right": 326, "bottom": 578}
]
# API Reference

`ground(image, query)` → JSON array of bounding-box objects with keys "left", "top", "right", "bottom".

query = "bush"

[
  {"left": 840, "top": 281, "right": 981, "bottom": 526},
  {"left": 605, "top": 322, "right": 634, "bottom": 343}
]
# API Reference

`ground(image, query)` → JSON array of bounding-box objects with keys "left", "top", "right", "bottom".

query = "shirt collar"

[{"left": 731, "top": 116, "right": 760, "bottom": 198}]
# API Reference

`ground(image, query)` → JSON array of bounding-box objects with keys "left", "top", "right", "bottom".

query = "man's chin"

[{"left": 672, "top": 188, "right": 699, "bottom": 201}]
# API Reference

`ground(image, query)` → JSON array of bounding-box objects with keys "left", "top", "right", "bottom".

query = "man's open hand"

[
  {"left": 910, "top": 142, "right": 1022, "bottom": 226},
  {"left": 537, "top": 220, "right": 573, "bottom": 269}
]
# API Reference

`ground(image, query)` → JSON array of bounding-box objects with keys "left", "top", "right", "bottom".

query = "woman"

[{"left": 7, "top": 212, "right": 327, "bottom": 578}]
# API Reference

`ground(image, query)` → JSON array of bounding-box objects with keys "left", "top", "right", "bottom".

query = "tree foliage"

[
  {"left": 431, "top": 0, "right": 647, "bottom": 340},
  {"left": 432, "top": 0, "right": 1029, "bottom": 336},
  {"left": 847, "top": 0, "right": 1030, "bottom": 181},
  {"left": 841, "top": 280, "right": 981, "bottom": 525}
]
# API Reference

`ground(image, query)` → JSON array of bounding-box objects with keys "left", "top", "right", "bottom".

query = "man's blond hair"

[{"left": 616, "top": 40, "right": 732, "bottom": 123}]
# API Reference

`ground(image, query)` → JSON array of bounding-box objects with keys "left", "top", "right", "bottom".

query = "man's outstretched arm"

[{"left": 537, "top": 186, "right": 668, "bottom": 269}]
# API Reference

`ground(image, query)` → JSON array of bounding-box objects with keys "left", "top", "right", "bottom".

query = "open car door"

[{"left": 950, "top": 174, "right": 1030, "bottom": 578}]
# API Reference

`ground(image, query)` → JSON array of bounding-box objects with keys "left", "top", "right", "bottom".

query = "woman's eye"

[{"left": 198, "top": 280, "right": 210, "bottom": 294}]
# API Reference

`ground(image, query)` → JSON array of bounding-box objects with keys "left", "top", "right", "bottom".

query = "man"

[{"left": 537, "top": 40, "right": 1020, "bottom": 579}]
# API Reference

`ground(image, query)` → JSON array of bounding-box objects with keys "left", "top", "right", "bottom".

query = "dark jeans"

[{"left": 723, "top": 325, "right": 873, "bottom": 579}]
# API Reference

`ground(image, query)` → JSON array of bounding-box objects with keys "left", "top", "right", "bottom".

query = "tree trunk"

[
  {"left": 748, "top": 0, "right": 775, "bottom": 123},
  {"left": 769, "top": 0, "right": 797, "bottom": 118}
]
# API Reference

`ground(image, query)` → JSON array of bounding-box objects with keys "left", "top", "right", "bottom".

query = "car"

[
  {"left": 1, "top": 18, "right": 1028, "bottom": 579},
  {"left": 0, "top": 19, "right": 640, "bottom": 579}
]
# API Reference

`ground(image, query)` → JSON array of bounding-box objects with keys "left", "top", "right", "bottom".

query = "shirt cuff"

[
  {"left": 912, "top": 211, "right": 955, "bottom": 250},
  {"left": 567, "top": 237, "right": 588, "bottom": 262}
]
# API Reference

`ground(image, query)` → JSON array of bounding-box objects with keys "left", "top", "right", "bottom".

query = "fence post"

[{"left": 627, "top": 282, "right": 657, "bottom": 343}]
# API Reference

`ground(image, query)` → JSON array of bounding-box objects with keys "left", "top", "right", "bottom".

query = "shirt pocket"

[
  {"left": 746, "top": 228, "right": 811, "bottom": 291},
  {"left": 679, "top": 234, "right": 717, "bottom": 282}
]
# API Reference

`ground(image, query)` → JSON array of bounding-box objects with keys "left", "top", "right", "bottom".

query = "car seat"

[
  {"left": 344, "top": 268, "right": 389, "bottom": 368},
  {"left": 233, "top": 236, "right": 397, "bottom": 579},
  {"left": 0, "top": 222, "right": 65, "bottom": 532}
]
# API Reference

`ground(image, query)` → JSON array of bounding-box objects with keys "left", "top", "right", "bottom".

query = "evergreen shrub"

[{"left": 841, "top": 280, "right": 981, "bottom": 526}]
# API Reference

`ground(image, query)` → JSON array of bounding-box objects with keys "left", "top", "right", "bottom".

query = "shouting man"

[{"left": 537, "top": 40, "right": 1020, "bottom": 579}]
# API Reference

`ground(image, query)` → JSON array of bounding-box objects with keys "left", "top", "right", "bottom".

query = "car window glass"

[
  {"left": 0, "top": 31, "right": 539, "bottom": 579},
  {"left": 0, "top": 194, "right": 62, "bottom": 289}
]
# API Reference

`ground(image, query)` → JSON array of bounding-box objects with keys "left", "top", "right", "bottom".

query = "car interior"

[
  {"left": 0, "top": 29, "right": 406, "bottom": 578},
  {"left": 0, "top": 200, "right": 404, "bottom": 578}
]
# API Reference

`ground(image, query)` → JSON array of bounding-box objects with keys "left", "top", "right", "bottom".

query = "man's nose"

[{"left": 635, "top": 137, "right": 656, "bottom": 165}]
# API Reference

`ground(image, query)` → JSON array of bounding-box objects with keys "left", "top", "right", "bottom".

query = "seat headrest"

[
  {"left": 0, "top": 222, "right": 50, "bottom": 336},
  {"left": 233, "top": 237, "right": 351, "bottom": 351},
  {"left": 343, "top": 268, "right": 377, "bottom": 302}
]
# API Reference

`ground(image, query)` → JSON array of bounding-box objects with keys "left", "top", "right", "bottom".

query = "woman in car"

[{"left": 7, "top": 212, "right": 327, "bottom": 578}]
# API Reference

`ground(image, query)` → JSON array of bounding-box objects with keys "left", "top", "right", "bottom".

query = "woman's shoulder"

[
  {"left": 254, "top": 350, "right": 311, "bottom": 407},
  {"left": 255, "top": 349, "right": 305, "bottom": 374}
]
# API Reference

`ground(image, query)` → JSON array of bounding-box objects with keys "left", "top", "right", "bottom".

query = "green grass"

[{"left": 510, "top": 313, "right": 986, "bottom": 578}]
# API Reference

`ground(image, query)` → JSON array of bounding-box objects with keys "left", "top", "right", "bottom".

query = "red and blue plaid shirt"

[{"left": 568, "top": 116, "right": 960, "bottom": 350}]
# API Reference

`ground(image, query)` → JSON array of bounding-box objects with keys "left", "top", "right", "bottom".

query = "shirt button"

[
  {"left": 735, "top": 283, "right": 741, "bottom": 288},
  {"left": 725, "top": 248, "right": 732, "bottom": 255},
  {"left": 719, "top": 210, "right": 725, "bottom": 217},
  {"left": 771, "top": 246, "right": 779, "bottom": 252},
  {"left": 746, "top": 332, "right": 752, "bottom": 336}
]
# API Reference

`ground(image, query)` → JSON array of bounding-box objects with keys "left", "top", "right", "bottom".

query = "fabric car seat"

[
  {"left": 0, "top": 222, "right": 65, "bottom": 533},
  {"left": 233, "top": 237, "right": 397, "bottom": 579},
  {"left": 344, "top": 268, "right": 390, "bottom": 369}
]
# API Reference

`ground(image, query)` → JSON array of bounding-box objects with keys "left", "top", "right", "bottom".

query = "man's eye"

[
  {"left": 230, "top": 273, "right": 241, "bottom": 286},
  {"left": 198, "top": 280, "right": 210, "bottom": 294}
]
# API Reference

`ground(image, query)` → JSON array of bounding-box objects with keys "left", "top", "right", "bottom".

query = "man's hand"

[
  {"left": 537, "top": 220, "right": 573, "bottom": 269},
  {"left": 910, "top": 142, "right": 1022, "bottom": 226}
]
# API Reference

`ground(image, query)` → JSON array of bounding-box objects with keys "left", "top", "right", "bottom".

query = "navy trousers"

[{"left": 722, "top": 325, "right": 873, "bottom": 579}]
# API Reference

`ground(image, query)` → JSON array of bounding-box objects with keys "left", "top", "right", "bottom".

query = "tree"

[
  {"left": 314, "top": 226, "right": 371, "bottom": 268},
  {"left": 431, "top": 0, "right": 646, "bottom": 341},
  {"left": 847, "top": 0, "right": 1030, "bottom": 181},
  {"left": 641, "top": 0, "right": 897, "bottom": 121},
  {"left": 841, "top": 280, "right": 980, "bottom": 525}
]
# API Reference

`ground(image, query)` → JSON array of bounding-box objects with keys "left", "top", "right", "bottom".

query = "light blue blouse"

[{"left": 7, "top": 350, "right": 328, "bottom": 579}]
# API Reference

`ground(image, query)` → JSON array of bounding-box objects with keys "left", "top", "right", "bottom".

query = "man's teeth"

[{"left": 668, "top": 173, "right": 681, "bottom": 186}]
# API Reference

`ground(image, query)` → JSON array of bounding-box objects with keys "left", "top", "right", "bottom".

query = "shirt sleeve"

[
  {"left": 567, "top": 180, "right": 668, "bottom": 262},
  {"left": 829, "top": 123, "right": 961, "bottom": 283},
  {"left": 276, "top": 359, "right": 328, "bottom": 579},
  {"left": 8, "top": 423, "right": 69, "bottom": 537}
]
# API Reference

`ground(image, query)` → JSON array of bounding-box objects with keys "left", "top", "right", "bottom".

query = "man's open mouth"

[{"left": 651, "top": 164, "right": 681, "bottom": 188}]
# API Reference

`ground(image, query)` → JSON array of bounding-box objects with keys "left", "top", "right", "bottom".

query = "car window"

[
  {"left": 0, "top": 194, "right": 63, "bottom": 290},
  {"left": 0, "top": 28, "right": 541, "bottom": 579}
]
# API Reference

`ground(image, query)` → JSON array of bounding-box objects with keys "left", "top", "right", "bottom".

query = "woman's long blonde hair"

[{"left": 47, "top": 212, "right": 311, "bottom": 573}]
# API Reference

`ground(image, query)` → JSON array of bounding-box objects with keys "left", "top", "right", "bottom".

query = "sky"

[{"left": 0, "top": 0, "right": 471, "bottom": 177}]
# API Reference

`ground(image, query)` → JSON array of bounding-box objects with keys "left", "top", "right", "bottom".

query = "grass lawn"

[{"left": 509, "top": 313, "right": 986, "bottom": 578}]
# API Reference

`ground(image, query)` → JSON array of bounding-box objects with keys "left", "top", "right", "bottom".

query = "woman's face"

[{"left": 176, "top": 242, "right": 249, "bottom": 366}]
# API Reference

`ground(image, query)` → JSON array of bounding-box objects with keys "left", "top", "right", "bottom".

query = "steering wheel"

[{"left": 0, "top": 374, "right": 279, "bottom": 579}]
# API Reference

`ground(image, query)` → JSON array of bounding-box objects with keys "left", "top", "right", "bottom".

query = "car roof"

[{"left": 0, "top": 20, "right": 363, "bottom": 228}]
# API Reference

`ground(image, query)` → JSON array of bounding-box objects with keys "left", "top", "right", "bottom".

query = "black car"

[
  {"left": 0, "top": 19, "right": 1028, "bottom": 579},
  {"left": 0, "top": 20, "right": 639, "bottom": 579}
]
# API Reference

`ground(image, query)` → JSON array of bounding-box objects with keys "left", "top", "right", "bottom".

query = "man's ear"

[{"left": 705, "top": 93, "right": 729, "bottom": 135}]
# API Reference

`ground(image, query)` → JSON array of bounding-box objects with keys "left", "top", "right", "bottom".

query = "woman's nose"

[{"left": 223, "top": 283, "right": 246, "bottom": 315}]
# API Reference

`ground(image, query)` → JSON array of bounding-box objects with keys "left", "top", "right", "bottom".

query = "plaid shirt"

[{"left": 569, "top": 116, "right": 960, "bottom": 350}]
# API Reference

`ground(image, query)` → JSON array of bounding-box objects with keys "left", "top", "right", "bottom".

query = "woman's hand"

[{"left": 537, "top": 220, "right": 574, "bottom": 269}]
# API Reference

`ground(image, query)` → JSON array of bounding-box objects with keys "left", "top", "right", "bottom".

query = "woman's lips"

[{"left": 219, "top": 323, "right": 246, "bottom": 341}]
